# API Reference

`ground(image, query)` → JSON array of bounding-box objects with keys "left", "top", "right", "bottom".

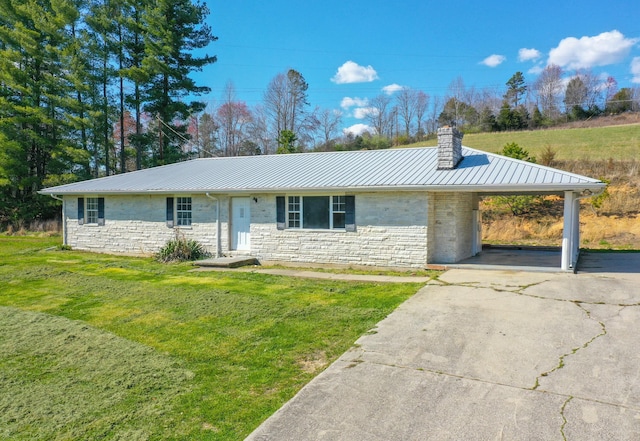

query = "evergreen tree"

[
  {"left": 504, "top": 72, "right": 527, "bottom": 107},
  {"left": 0, "top": 0, "right": 81, "bottom": 222},
  {"left": 141, "top": 0, "right": 217, "bottom": 165}
]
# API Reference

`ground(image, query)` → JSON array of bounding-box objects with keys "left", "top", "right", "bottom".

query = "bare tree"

[
  {"left": 247, "top": 105, "right": 276, "bottom": 155},
  {"left": 216, "top": 82, "right": 252, "bottom": 156},
  {"left": 414, "top": 91, "right": 429, "bottom": 138},
  {"left": 396, "top": 87, "right": 416, "bottom": 137},
  {"left": 313, "top": 107, "right": 343, "bottom": 149},
  {"left": 426, "top": 95, "right": 442, "bottom": 135},
  {"left": 263, "top": 69, "right": 309, "bottom": 142},
  {"left": 632, "top": 87, "right": 640, "bottom": 112},
  {"left": 576, "top": 69, "right": 602, "bottom": 110},
  {"left": 603, "top": 76, "right": 618, "bottom": 110},
  {"left": 533, "top": 64, "right": 563, "bottom": 120},
  {"left": 366, "top": 94, "right": 393, "bottom": 138}
]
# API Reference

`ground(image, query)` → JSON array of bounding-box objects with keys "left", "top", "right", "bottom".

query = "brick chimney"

[{"left": 437, "top": 126, "right": 463, "bottom": 170}]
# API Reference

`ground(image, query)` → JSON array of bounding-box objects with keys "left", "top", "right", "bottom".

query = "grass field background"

[
  {"left": 0, "top": 236, "right": 424, "bottom": 440},
  {"left": 414, "top": 122, "right": 640, "bottom": 160}
]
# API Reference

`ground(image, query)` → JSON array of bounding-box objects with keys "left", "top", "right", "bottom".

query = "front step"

[{"left": 195, "top": 256, "right": 258, "bottom": 269}]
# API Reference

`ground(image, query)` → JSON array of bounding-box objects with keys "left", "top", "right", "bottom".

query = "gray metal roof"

[{"left": 40, "top": 146, "right": 605, "bottom": 195}]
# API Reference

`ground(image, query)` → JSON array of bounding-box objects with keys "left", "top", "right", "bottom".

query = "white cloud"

[
  {"left": 343, "top": 124, "right": 374, "bottom": 136},
  {"left": 548, "top": 30, "right": 639, "bottom": 70},
  {"left": 382, "top": 83, "right": 404, "bottom": 95},
  {"left": 527, "top": 64, "right": 545, "bottom": 75},
  {"left": 331, "top": 61, "right": 379, "bottom": 84},
  {"left": 353, "top": 107, "right": 378, "bottom": 119},
  {"left": 518, "top": 48, "right": 541, "bottom": 62},
  {"left": 481, "top": 54, "right": 506, "bottom": 67},
  {"left": 632, "top": 57, "right": 640, "bottom": 83},
  {"left": 340, "top": 96, "right": 369, "bottom": 110}
]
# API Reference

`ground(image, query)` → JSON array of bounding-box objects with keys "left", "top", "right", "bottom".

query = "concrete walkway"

[
  {"left": 246, "top": 253, "right": 640, "bottom": 441},
  {"left": 193, "top": 266, "right": 433, "bottom": 284}
]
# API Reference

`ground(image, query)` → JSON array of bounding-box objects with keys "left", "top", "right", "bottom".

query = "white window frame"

[
  {"left": 86, "top": 197, "right": 99, "bottom": 225},
  {"left": 176, "top": 196, "right": 192, "bottom": 227},
  {"left": 287, "top": 195, "right": 346, "bottom": 230}
]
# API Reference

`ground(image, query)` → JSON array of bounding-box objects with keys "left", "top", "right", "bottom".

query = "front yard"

[{"left": 0, "top": 236, "right": 423, "bottom": 440}]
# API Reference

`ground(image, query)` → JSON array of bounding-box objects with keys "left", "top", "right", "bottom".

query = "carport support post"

[
  {"left": 562, "top": 191, "right": 576, "bottom": 271},
  {"left": 573, "top": 196, "right": 582, "bottom": 267}
]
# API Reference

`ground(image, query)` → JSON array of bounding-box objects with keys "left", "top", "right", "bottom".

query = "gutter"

[
  {"left": 38, "top": 182, "right": 608, "bottom": 197},
  {"left": 205, "top": 193, "right": 222, "bottom": 258}
]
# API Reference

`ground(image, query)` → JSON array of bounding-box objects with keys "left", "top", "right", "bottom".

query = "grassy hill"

[{"left": 414, "top": 122, "right": 640, "bottom": 161}]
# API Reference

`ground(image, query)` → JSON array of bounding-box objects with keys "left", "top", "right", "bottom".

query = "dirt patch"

[{"left": 298, "top": 351, "right": 328, "bottom": 374}]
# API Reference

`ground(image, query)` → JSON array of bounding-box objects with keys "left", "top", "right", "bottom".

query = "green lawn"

[
  {"left": 415, "top": 124, "right": 640, "bottom": 160},
  {"left": 0, "top": 236, "right": 424, "bottom": 440}
]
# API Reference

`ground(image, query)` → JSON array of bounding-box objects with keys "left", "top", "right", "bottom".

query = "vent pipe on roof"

[{"left": 437, "top": 126, "right": 463, "bottom": 170}]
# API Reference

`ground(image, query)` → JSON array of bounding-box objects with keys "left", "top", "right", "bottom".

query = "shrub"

[{"left": 156, "top": 230, "right": 210, "bottom": 263}]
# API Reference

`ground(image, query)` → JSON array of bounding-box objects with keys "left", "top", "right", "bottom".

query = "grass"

[
  {"left": 0, "top": 235, "right": 423, "bottom": 440},
  {"left": 414, "top": 123, "right": 640, "bottom": 160}
]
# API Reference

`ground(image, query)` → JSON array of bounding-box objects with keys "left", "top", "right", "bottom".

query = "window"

[
  {"left": 176, "top": 197, "right": 192, "bottom": 227},
  {"left": 86, "top": 197, "right": 99, "bottom": 224},
  {"left": 332, "top": 196, "right": 346, "bottom": 229},
  {"left": 284, "top": 196, "right": 351, "bottom": 230},
  {"left": 288, "top": 196, "right": 300, "bottom": 228},
  {"left": 78, "top": 197, "right": 104, "bottom": 226}
]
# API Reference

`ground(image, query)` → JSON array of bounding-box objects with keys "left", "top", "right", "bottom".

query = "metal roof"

[{"left": 40, "top": 146, "right": 605, "bottom": 195}]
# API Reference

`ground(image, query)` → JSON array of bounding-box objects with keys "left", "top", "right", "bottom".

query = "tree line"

[
  {"left": 436, "top": 68, "right": 640, "bottom": 133},
  {"left": 0, "top": 0, "right": 216, "bottom": 225},
  {"left": 2, "top": 0, "right": 640, "bottom": 229},
  {"left": 192, "top": 66, "right": 640, "bottom": 160}
]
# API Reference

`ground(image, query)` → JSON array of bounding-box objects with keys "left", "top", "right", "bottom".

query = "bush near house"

[{"left": 156, "top": 230, "right": 210, "bottom": 262}]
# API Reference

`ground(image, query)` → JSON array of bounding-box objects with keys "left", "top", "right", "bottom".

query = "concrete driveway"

[{"left": 246, "top": 253, "right": 640, "bottom": 440}]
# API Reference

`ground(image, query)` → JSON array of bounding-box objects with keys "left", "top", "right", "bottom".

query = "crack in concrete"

[
  {"left": 349, "top": 353, "right": 640, "bottom": 412},
  {"left": 532, "top": 302, "right": 607, "bottom": 391},
  {"left": 560, "top": 396, "right": 573, "bottom": 441}
]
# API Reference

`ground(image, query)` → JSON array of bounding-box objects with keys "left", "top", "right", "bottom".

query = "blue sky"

[{"left": 195, "top": 0, "right": 640, "bottom": 134}]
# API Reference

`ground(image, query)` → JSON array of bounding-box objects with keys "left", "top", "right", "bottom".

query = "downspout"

[
  {"left": 205, "top": 193, "right": 222, "bottom": 258},
  {"left": 49, "top": 194, "right": 66, "bottom": 246}
]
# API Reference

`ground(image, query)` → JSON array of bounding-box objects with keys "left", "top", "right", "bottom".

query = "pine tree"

[{"left": 141, "top": 0, "right": 216, "bottom": 165}]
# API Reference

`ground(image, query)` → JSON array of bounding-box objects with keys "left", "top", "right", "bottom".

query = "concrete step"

[{"left": 195, "top": 256, "right": 258, "bottom": 268}]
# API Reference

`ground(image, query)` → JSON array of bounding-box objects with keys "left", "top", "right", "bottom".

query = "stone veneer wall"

[
  {"left": 62, "top": 191, "right": 475, "bottom": 268},
  {"left": 250, "top": 192, "right": 429, "bottom": 268},
  {"left": 427, "top": 192, "right": 475, "bottom": 263},
  {"left": 64, "top": 194, "right": 228, "bottom": 255}
]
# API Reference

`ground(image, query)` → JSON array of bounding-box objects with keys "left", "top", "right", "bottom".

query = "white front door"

[{"left": 231, "top": 197, "right": 251, "bottom": 251}]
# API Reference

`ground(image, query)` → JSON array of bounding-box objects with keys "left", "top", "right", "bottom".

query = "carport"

[{"left": 474, "top": 189, "right": 602, "bottom": 272}]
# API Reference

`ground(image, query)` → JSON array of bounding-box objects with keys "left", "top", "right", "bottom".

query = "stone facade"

[
  {"left": 427, "top": 192, "right": 476, "bottom": 263},
  {"left": 251, "top": 192, "right": 428, "bottom": 268},
  {"left": 63, "top": 190, "right": 477, "bottom": 268},
  {"left": 437, "top": 127, "right": 463, "bottom": 170},
  {"left": 64, "top": 195, "right": 228, "bottom": 256}
]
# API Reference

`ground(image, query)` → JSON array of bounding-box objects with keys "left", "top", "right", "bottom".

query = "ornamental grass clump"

[{"left": 156, "top": 230, "right": 210, "bottom": 263}]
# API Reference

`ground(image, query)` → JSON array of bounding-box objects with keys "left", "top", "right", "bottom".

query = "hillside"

[
  {"left": 415, "top": 114, "right": 640, "bottom": 161},
  {"left": 417, "top": 116, "right": 640, "bottom": 250}
]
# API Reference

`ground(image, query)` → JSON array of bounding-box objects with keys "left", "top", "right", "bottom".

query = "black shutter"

[
  {"left": 97, "top": 198, "right": 105, "bottom": 226},
  {"left": 77, "top": 197, "right": 84, "bottom": 225},
  {"left": 166, "top": 197, "right": 174, "bottom": 228},
  {"left": 276, "top": 196, "right": 285, "bottom": 230},
  {"left": 345, "top": 195, "right": 356, "bottom": 232}
]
